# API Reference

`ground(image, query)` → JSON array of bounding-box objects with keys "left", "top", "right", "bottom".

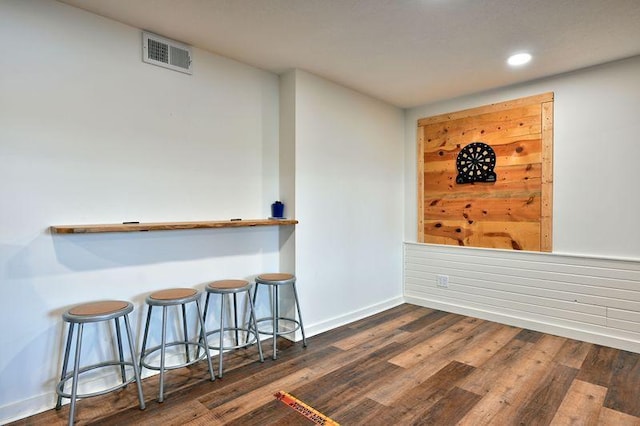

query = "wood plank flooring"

[{"left": 12, "top": 304, "right": 640, "bottom": 425}]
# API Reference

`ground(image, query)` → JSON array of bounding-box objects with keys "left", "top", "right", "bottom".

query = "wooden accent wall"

[{"left": 417, "top": 93, "right": 553, "bottom": 251}]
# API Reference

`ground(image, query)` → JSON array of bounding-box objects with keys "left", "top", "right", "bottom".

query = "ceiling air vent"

[{"left": 142, "top": 32, "right": 192, "bottom": 74}]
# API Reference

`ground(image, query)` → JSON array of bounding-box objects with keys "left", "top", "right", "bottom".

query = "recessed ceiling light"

[{"left": 507, "top": 53, "right": 532, "bottom": 67}]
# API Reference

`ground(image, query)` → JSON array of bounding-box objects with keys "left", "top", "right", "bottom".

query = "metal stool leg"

[
  {"left": 245, "top": 283, "right": 261, "bottom": 345},
  {"left": 247, "top": 288, "right": 264, "bottom": 362},
  {"left": 56, "top": 322, "right": 75, "bottom": 410},
  {"left": 218, "top": 294, "right": 226, "bottom": 377},
  {"left": 123, "top": 314, "right": 146, "bottom": 410},
  {"left": 68, "top": 323, "right": 84, "bottom": 426},
  {"left": 158, "top": 306, "right": 167, "bottom": 403},
  {"left": 198, "top": 292, "right": 212, "bottom": 359},
  {"left": 195, "top": 298, "right": 215, "bottom": 381},
  {"left": 233, "top": 293, "right": 239, "bottom": 346},
  {"left": 139, "top": 306, "right": 153, "bottom": 371},
  {"left": 181, "top": 304, "right": 190, "bottom": 363},
  {"left": 114, "top": 318, "right": 126, "bottom": 383},
  {"left": 292, "top": 282, "right": 307, "bottom": 347},
  {"left": 202, "top": 292, "right": 211, "bottom": 324},
  {"left": 273, "top": 285, "right": 278, "bottom": 360}
]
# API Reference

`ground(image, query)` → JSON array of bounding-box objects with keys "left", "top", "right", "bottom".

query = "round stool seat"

[
  {"left": 256, "top": 273, "right": 294, "bottom": 283},
  {"left": 147, "top": 288, "right": 199, "bottom": 305},
  {"left": 207, "top": 279, "right": 251, "bottom": 293},
  {"left": 64, "top": 300, "right": 132, "bottom": 323}
]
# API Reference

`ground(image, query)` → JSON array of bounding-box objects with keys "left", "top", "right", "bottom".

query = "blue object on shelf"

[{"left": 271, "top": 201, "right": 284, "bottom": 218}]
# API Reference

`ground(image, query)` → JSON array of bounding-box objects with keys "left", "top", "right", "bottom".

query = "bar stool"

[
  {"left": 251, "top": 273, "right": 307, "bottom": 359},
  {"left": 202, "top": 279, "right": 264, "bottom": 377},
  {"left": 139, "top": 288, "right": 215, "bottom": 402},
  {"left": 55, "top": 300, "right": 145, "bottom": 426}
]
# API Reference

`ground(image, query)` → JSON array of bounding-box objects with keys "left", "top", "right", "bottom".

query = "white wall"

[
  {"left": 403, "top": 56, "right": 640, "bottom": 351},
  {"left": 292, "top": 70, "right": 405, "bottom": 335},
  {"left": 278, "top": 71, "right": 296, "bottom": 275},
  {"left": 0, "top": 1, "right": 280, "bottom": 422},
  {"left": 0, "top": 2, "right": 408, "bottom": 422}
]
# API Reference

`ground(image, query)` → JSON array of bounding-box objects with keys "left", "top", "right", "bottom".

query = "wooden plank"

[
  {"left": 368, "top": 320, "right": 498, "bottom": 406},
  {"left": 331, "top": 308, "right": 429, "bottom": 351},
  {"left": 424, "top": 193, "right": 542, "bottom": 223},
  {"left": 98, "top": 399, "right": 211, "bottom": 426},
  {"left": 576, "top": 345, "right": 619, "bottom": 387},
  {"left": 418, "top": 125, "right": 425, "bottom": 242},
  {"left": 377, "top": 362, "right": 478, "bottom": 425},
  {"left": 422, "top": 109, "right": 542, "bottom": 151},
  {"left": 604, "top": 350, "right": 640, "bottom": 417},
  {"left": 598, "top": 407, "right": 640, "bottom": 426},
  {"left": 418, "top": 386, "right": 483, "bottom": 426},
  {"left": 511, "top": 364, "right": 579, "bottom": 425},
  {"left": 424, "top": 163, "right": 542, "bottom": 197},
  {"left": 50, "top": 219, "right": 298, "bottom": 234},
  {"left": 280, "top": 341, "right": 406, "bottom": 423},
  {"left": 424, "top": 133, "right": 541, "bottom": 154},
  {"left": 389, "top": 316, "right": 484, "bottom": 368},
  {"left": 550, "top": 379, "right": 607, "bottom": 425},
  {"left": 554, "top": 339, "right": 593, "bottom": 369},
  {"left": 423, "top": 138, "right": 542, "bottom": 172},
  {"left": 453, "top": 323, "right": 522, "bottom": 367},
  {"left": 205, "top": 367, "right": 316, "bottom": 424},
  {"left": 418, "top": 92, "right": 553, "bottom": 126},
  {"left": 419, "top": 319, "right": 518, "bottom": 375},
  {"left": 458, "top": 337, "right": 534, "bottom": 395},
  {"left": 329, "top": 397, "right": 385, "bottom": 425},
  {"left": 514, "top": 329, "right": 544, "bottom": 343},
  {"left": 196, "top": 344, "right": 338, "bottom": 409},
  {"left": 396, "top": 311, "right": 467, "bottom": 342},
  {"left": 423, "top": 220, "right": 541, "bottom": 251},
  {"left": 541, "top": 100, "right": 554, "bottom": 252},
  {"left": 421, "top": 104, "right": 541, "bottom": 136},
  {"left": 424, "top": 136, "right": 541, "bottom": 164},
  {"left": 458, "top": 334, "right": 566, "bottom": 425},
  {"left": 347, "top": 303, "right": 426, "bottom": 331},
  {"left": 399, "top": 309, "right": 455, "bottom": 333},
  {"left": 181, "top": 411, "right": 222, "bottom": 426}
]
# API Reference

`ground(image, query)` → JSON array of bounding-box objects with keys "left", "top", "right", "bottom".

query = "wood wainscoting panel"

[
  {"left": 404, "top": 242, "right": 640, "bottom": 353},
  {"left": 418, "top": 93, "right": 553, "bottom": 251}
]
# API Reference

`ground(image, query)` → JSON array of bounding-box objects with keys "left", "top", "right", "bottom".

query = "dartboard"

[{"left": 456, "top": 142, "right": 497, "bottom": 184}]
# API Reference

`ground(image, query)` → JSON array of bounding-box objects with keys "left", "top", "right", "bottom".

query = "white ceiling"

[{"left": 58, "top": 0, "right": 640, "bottom": 108}]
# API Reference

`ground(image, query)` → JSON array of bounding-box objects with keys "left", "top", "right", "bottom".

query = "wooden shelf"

[{"left": 50, "top": 219, "right": 298, "bottom": 234}]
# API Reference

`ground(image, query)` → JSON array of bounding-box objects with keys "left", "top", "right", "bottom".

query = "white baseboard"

[
  {"left": 0, "top": 392, "right": 56, "bottom": 425},
  {"left": 302, "top": 296, "right": 405, "bottom": 339},
  {"left": 405, "top": 295, "right": 640, "bottom": 353}
]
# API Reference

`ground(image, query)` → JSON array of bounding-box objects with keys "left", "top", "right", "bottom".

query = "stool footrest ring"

[
  {"left": 140, "top": 341, "right": 210, "bottom": 371},
  {"left": 56, "top": 361, "right": 138, "bottom": 400},
  {"left": 252, "top": 317, "right": 303, "bottom": 337},
  {"left": 206, "top": 326, "right": 260, "bottom": 351}
]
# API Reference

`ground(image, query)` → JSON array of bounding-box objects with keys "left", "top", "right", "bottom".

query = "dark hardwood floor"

[{"left": 12, "top": 304, "right": 640, "bottom": 425}]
